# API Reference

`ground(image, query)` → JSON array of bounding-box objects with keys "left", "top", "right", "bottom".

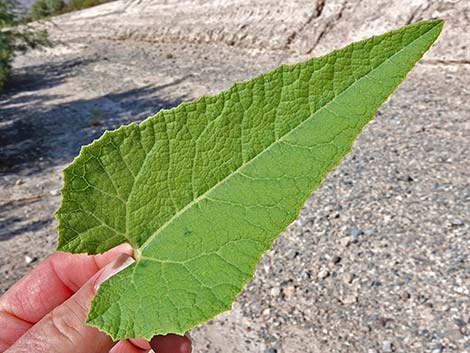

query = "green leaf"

[{"left": 56, "top": 19, "right": 443, "bottom": 339}]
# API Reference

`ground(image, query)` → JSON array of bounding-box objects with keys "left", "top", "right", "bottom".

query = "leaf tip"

[{"left": 430, "top": 18, "right": 445, "bottom": 32}]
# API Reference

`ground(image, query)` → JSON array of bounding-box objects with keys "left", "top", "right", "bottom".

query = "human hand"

[{"left": 0, "top": 244, "right": 192, "bottom": 353}]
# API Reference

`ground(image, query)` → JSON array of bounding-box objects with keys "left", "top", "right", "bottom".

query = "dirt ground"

[{"left": 1, "top": 1, "right": 469, "bottom": 352}]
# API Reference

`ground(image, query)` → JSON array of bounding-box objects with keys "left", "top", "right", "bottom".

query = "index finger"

[{"left": 0, "top": 243, "right": 133, "bottom": 350}]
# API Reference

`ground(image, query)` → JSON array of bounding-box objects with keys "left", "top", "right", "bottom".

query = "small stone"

[
  {"left": 343, "top": 273, "right": 354, "bottom": 284},
  {"left": 369, "top": 279, "right": 382, "bottom": 287},
  {"left": 449, "top": 219, "right": 464, "bottom": 227},
  {"left": 431, "top": 343, "right": 444, "bottom": 353},
  {"left": 400, "top": 290, "right": 411, "bottom": 300},
  {"left": 382, "top": 341, "right": 393, "bottom": 352},
  {"left": 453, "top": 318, "right": 465, "bottom": 327},
  {"left": 367, "top": 349, "right": 378, "bottom": 353},
  {"left": 265, "top": 349, "right": 277, "bottom": 353},
  {"left": 289, "top": 250, "right": 300, "bottom": 259},
  {"left": 15, "top": 179, "right": 24, "bottom": 186},
  {"left": 282, "top": 286, "right": 296, "bottom": 297},
  {"left": 24, "top": 255, "right": 37, "bottom": 264},
  {"left": 342, "top": 295, "right": 357, "bottom": 305},
  {"left": 442, "top": 329, "right": 461, "bottom": 340},
  {"left": 419, "top": 329, "right": 430, "bottom": 337},
  {"left": 49, "top": 189, "right": 60, "bottom": 196},
  {"left": 459, "top": 325, "right": 469, "bottom": 336},
  {"left": 339, "top": 237, "right": 352, "bottom": 247},
  {"left": 330, "top": 255, "right": 341, "bottom": 265},
  {"left": 454, "top": 286, "right": 469, "bottom": 295},
  {"left": 350, "top": 225, "right": 363, "bottom": 238},
  {"left": 377, "top": 317, "right": 393, "bottom": 328},
  {"left": 317, "top": 269, "right": 330, "bottom": 280},
  {"left": 270, "top": 287, "right": 281, "bottom": 296}
]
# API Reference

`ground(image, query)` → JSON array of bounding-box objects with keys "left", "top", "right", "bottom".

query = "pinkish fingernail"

[{"left": 94, "top": 254, "right": 134, "bottom": 290}]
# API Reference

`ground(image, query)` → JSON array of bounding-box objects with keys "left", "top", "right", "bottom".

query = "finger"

[
  {"left": 7, "top": 254, "right": 134, "bottom": 353},
  {"left": 0, "top": 244, "right": 132, "bottom": 348},
  {"left": 129, "top": 339, "right": 151, "bottom": 350},
  {"left": 110, "top": 340, "right": 149, "bottom": 353},
  {"left": 150, "top": 334, "right": 192, "bottom": 353},
  {"left": 0, "top": 312, "right": 31, "bottom": 352}
]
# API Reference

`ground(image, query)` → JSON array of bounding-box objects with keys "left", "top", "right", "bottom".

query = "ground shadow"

[
  {"left": 0, "top": 55, "right": 189, "bottom": 242},
  {"left": 2, "top": 57, "right": 95, "bottom": 94},
  {"left": 0, "top": 218, "right": 52, "bottom": 241},
  {"left": 0, "top": 63, "right": 188, "bottom": 175}
]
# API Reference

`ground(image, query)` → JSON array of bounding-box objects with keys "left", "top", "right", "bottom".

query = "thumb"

[{"left": 7, "top": 254, "right": 134, "bottom": 353}]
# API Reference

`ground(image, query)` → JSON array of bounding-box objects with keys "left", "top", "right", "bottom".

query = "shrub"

[
  {"left": 47, "top": 0, "right": 65, "bottom": 13},
  {"left": 30, "top": 0, "right": 50, "bottom": 20},
  {"left": 29, "top": 0, "right": 109, "bottom": 20},
  {"left": 0, "top": 34, "right": 12, "bottom": 87},
  {"left": 0, "top": 0, "right": 49, "bottom": 89}
]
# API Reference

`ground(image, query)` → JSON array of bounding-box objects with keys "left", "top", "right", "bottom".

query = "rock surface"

[{"left": 1, "top": 1, "right": 469, "bottom": 352}]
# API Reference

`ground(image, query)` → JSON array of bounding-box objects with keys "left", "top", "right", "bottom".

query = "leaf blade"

[{"left": 56, "top": 19, "right": 443, "bottom": 339}]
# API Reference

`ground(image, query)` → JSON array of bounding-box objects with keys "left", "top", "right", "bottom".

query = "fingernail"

[{"left": 94, "top": 254, "right": 135, "bottom": 290}]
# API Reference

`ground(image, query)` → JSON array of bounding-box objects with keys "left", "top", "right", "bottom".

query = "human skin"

[{"left": 0, "top": 243, "right": 191, "bottom": 353}]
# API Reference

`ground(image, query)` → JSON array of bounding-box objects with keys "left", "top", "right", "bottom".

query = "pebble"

[
  {"left": 24, "top": 255, "right": 37, "bottom": 264},
  {"left": 342, "top": 295, "right": 357, "bottom": 305},
  {"left": 343, "top": 273, "right": 354, "bottom": 284},
  {"left": 431, "top": 343, "right": 444, "bottom": 353},
  {"left": 400, "top": 290, "right": 411, "bottom": 300},
  {"left": 330, "top": 255, "right": 341, "bottom": 265},
  {"left": 382, "top": 341, "right": 393, "bottom": 352},
  {"left": 282, "top": 286, "right": 296, "bottom": 297},
  {"left": 350, "top": 225, "right": 364, "bottom": 238},
  {"left": 442, "top": 329, "right": 461, "bottom": 340},
  {"left": 454, "top": 286, "right": 469, "bottom": 295},
  {"left": 453, "top": 318, "right": 465, "bottom": 327},
  {"left": 270, "top": 287, "right": 281, "bottom": 297},
  {"left": 367, "top": 349, "right": 378, "bottom": 353},
  {"left": 449, "top": 219, "right": 464, "bottom": 227},
  {"left": 49, "top": 189, "right": 60, "bottom": 196},
  {"left": 317, "top": 269, "right": 330, "bottom": 280},
  {"left": 339, "top": 237, "right": 352, "bottom": 247},
  {"left": 15, "top": 179, "right": 24, "bottom": 186},
  {"left": 264, "top": 349, "right": 277, "bottom": 353}
]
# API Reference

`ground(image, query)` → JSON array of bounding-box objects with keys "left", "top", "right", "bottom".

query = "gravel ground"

[{"left": 1, "top": 1, "right": 469, "bottom": 352}]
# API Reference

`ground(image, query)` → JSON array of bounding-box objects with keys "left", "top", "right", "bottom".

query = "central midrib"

[{"left": 135, "top": 23, "right": 437, "bottom": 255}]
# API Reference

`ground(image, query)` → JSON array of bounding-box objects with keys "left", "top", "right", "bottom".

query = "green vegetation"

[
  {"left": 55, "top": 20, "right": 443, "bottom": 339},
  {"left": 30, "top": 0, "right": 109, "bottom": 20},
  {"left": 0, "top": 0, "right": 49, "bottom": 89},
  {"left": 0, "top": 0, "right": 107, "bottom": 89},
  {"left": 88, "top": 108, "right": 104, "bottom": 127}
]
